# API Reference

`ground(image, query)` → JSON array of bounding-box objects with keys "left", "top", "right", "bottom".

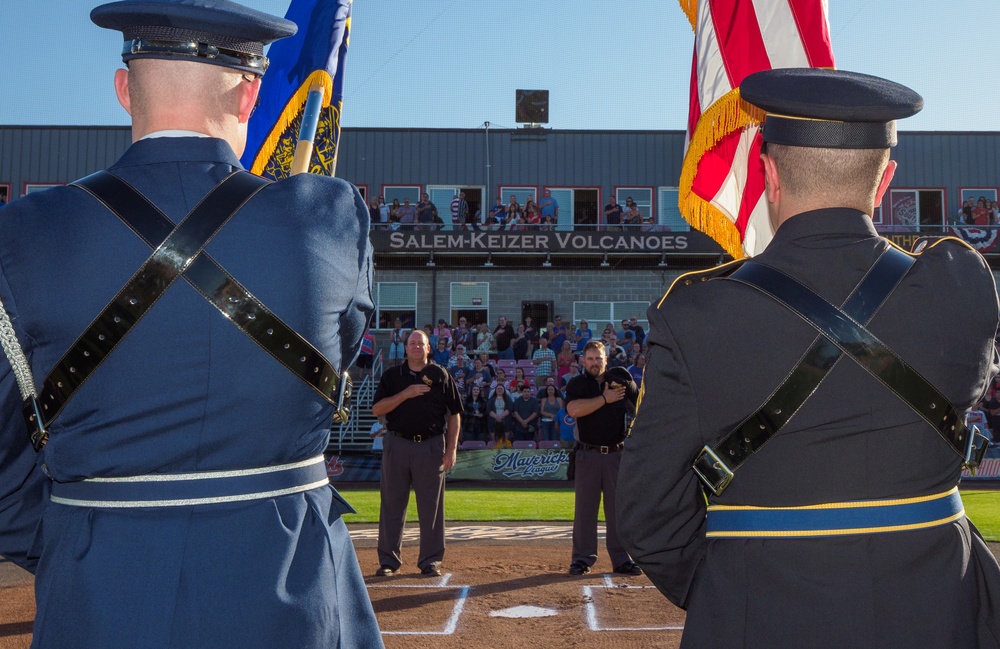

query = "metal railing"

[{"left": 329, "top": 350, "right": 383, "bottom": 453}]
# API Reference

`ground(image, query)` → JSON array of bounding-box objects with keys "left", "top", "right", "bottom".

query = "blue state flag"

[{"left": 241, "top": 0, "right": 352, "bottom": 179}]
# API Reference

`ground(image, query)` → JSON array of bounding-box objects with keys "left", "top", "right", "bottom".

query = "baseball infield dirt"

[{"left": 1, "top": 524, "right": 998, "bottom": 648}]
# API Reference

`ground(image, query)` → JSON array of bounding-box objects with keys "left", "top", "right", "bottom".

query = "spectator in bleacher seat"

[
  {"left": 557, "top": 407, "right": 577, "bottom": 450},
  {"left": 490, "top": 197, "right": 505, "bottom": 222},
  {"left": 452, "top": 317, "right": 474, "bottom": 351},
  {"left": 624, "top": 198, "right": 643, "bottom": 227},
  {"left": 491, "top": 369, "right": 509, "bottom": 396},
  {"left": 972, "top": 196, "right": 990, "bottom": 226},
  {"left": 416, "top": 193, "right": 439, "bottom": 231},
  {"left": 494, "top": 316, "right": 516, "bottom": 360},
  {"left": 606, "top": 336, "right": 628, "bottom": 369},
  {"left": 475, "top": 323, "right": 495, "bottom": 356},
  {"left": 506, "top": 195, "right": 522, "bottom": 223},
  {"left": 525, "top": 202, "right": 541, "bottom": 228},
  {"left": 479, "top": 352, "right": 498, "bottom": 378},
  {"left": 556, "top": 340, "right": 576, "bottom": 386},
  {"left": 532, "top": 336, "right": 557, "bottom": 388},
  {"left": 388, "top": 198, "right": 401, "bottom": 227},
  {"left": 378, "top": 197, "right": 390, "bottom": 228},
  {"left": 627, "top": 353, "right": 646, "bottom": 385},
  {"left": 550, "top": 315, "right": 568, "bottom": 351},
  {"left": 432, "top": 339, "right": 451, "bottom": 366},
  {"left": 447, "top": 343, "right": 470, "bottom": 369},
  {"left": 512, "top": 323, "right": 531, "bottom": 361},
  {"left": 396, "top": 198, "right": 417, "bottom": 227},
  {"left": 562, "top": 362, "right": 581, "bottom": 388},
  {"left": 483, "top": 210, "right": 502, "bottom": 231},
  {"left": 433, "top": 319, "right": 451, "bottom": 348},
  {"left": 959, "top": 199, "right": 974, "bottom": 225},
  {"left": 510, "top": 366, "right": 531, "bottom": 394},
  {"left": 368, "top": 198, "right": 381, "bottom": 230},
  {"left": 576, "top": 320, "right": 593, "bottom": 349},
  {"left": 538, "top": 384, "right": 565, "bottom": 442},
  {"left": 628, "top": 316, "right": 645, "bottom": 345},
  {"left": 627, "top": 342, "right": 643, "bottom": 366},
  {"left": 463, "top": 385, "right": 488, "bottom": 443},
  {"left": 449, "top": 354, "right": 471, "bottom": 399},
  {"left": 604, "top": 196, "right": 623, "bottom": 231},
  {"left": 523, "top": 316, "right": 539, "bottom": 354},
  {"left": 512, "top": 385, "right": 540, "bottom": 441},
  {"left": 538, "top": 189, "right": 559, "bottom": 225},
  {"left": 388, "top": 318, "right": 406, "bottom": 367},
  {"left": 487, "top": 384, "right": 514, "bottom": 446},
  {"left": 423, "top": 324, "right": 437, "bottom": 348},
  {"left": 356, "top": 328, "right": 376, "bottom": 381},
  {"left": 980, "top": 385, "right": 1000, "bottom": 434},
  {"left": 469, "top": 357, "right": 492, "bottom": 390}
]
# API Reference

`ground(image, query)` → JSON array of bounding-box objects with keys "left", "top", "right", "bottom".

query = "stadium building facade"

[{"left": 2, "top": 126, "right": 999, "bottom": 337}]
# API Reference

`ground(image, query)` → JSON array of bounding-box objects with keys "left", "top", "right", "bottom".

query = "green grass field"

[{"left": 337, "top": 486, "right": 1000, "bottom": 541}]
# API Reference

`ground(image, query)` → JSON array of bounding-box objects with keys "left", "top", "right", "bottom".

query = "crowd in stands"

[
  {"left": 367, "top": 191, "right": 661, "bottom": 231},
  {"left": 955, "top": 197, "right": 999, "bottom": 227},
  {"left": 383, "top": 313, "right": 650, "bottom": 449}
]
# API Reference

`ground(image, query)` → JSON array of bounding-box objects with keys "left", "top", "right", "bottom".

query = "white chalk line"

[
  {"left": 369, "top": 572, "right": 684, "bottom": 635},
  {"left": 584, "top": 583, "right": 685, "bottom": 632},
  {"left": 370, "top": 574, "right": 469, "bottom": 636}
]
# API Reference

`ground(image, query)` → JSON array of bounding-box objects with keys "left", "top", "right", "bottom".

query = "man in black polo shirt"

[
  {"left": 372, "top": 330, "right": 464, "bottom": 578},
  {"left": 564, "top": 341, "right": 641, "bottom": 576}
]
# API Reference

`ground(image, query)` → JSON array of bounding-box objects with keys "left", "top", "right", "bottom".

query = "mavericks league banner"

[{"left": 326, "top": 449, "right": 571, "bottom": 481}]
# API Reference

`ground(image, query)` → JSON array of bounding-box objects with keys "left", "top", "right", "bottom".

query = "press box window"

[{"left": 375, "top": 282, "right": 417, "bottom": 330}]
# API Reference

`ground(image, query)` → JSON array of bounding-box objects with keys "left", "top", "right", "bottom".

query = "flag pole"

[{"left": 290, "top": 83, "right": 327, "bottom": 176}]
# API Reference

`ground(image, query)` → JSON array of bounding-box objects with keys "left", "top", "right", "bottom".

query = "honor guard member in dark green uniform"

[
  {"left": 618, "top": 68, "right": 1000, "bottom": 649},
  {"left": 564, "top": 341, "right": 641, "bottom": 576},
  {"left": 0, "top": 1, "right": 382, "bottom": 647},
  {"left": 372, "top": 329, "right": 463, "bottom": 577}
]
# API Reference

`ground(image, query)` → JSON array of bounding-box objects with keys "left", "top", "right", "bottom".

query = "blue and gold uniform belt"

[
  {"left": 705, "top": 487, "right": 964, "bottom": 538},
  {"left": 50, "top": 455, "right": 330, "bottom": 508}
]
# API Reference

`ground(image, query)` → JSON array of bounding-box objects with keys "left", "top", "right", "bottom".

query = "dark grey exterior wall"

[{"left": 2, "top": 126, "right": 997, "bottom": 213}]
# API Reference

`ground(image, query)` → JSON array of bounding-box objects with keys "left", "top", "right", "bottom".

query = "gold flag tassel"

[{"left": 678, "top": 89, "right": 765, "bottom": 260}]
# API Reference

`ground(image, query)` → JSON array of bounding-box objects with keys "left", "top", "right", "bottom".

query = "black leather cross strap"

[
  {"left": 65, "top": 171, "right": 353, "bottom": 428},
  {"left": 693, "top": 247, "right": 916, "bottom": 495},
  {"left": 25, "top": 171, "right": 268, "bottom": 449},
  {"left": 694, "top": 246, "right": 989, "bottom": 495}
]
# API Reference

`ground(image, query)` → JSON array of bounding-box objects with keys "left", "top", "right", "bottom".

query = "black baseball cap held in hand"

[
  {"left": 739, "top": 68, "right": 923, "bottom": 149},
  {"left": 91, "top": 0, "right": 298, "bottom": 76},
  {"left": 418, "top": 364, "right": 448, "bottom": 388}
]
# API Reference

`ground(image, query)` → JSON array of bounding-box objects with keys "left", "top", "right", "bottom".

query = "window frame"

[{"left": 374, "top": 282, "right": 418, "bottom": 331}]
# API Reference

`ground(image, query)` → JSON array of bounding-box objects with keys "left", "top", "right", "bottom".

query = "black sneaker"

[
  {"left": 613, "top": 561, "right": 642, "bottom": 576},
  {"left": 568, "top": 561, "right": 591, "bottom": 576},
  {"left": 374, "top": 565, "right": 397, "bottom": 577},
  {"left": 421, "top": 564, "right": 443, "bottom": 577}
]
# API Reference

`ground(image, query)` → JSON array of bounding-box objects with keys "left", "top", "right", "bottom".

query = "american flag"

[{"left": 678, "top": 0, "right": 835, "bottom": 258}]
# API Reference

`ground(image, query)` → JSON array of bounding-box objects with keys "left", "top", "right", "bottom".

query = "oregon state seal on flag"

[{"left": 241, "top": 0, "right": 353, "bottom": 179}]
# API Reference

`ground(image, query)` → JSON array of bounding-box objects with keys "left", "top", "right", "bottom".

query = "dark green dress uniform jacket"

[{"left": 618, "top": 208, "right": 1000, "bottom": 649}]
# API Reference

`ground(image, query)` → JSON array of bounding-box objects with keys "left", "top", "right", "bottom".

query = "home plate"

[{"left": 489, "top": 605, "right": 558, "bottom": 619}]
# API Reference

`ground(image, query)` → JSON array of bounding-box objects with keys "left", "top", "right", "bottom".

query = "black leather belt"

[
  {"left": 24, "top": 171, "right": 268, "bottom": 450},
  {"left": 576, "top": 441, "right": 624, "bottom": 454},
  {"left": 392, "top": 431, "right": 444, "bottom": 443},
  {"left": 693, "top": 246, "right": 990, "bottom": 496},
  {"left": 72, "top": 172, "right": 352, "bottom": 426}
]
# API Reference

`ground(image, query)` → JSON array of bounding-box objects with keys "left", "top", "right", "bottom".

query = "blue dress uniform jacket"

[
  {"left": 0, "top": 137, "right": 383, "bottom": 648},
  {"left": 618, "top": 209, "right": 1000, "bottom": 649}
]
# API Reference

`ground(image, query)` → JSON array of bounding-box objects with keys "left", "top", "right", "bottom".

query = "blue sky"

[{"left": 1, "top": 0, "right": 996, "bottom": 131}]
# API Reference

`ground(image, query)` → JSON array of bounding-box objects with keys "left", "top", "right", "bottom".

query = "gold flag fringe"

[
  {"left": 250, "top": 70, "right": 335, "bottom": 176},
  {"left": 678, "top": 0, "right": 697, "bottom": 31},
  {"left": 678, "top": 88, "right": 765, "bottom": 260}
]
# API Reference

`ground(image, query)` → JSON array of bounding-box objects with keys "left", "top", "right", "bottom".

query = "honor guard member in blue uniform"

[
  {"left": 372, "top": 330, "right": 463, "bottom": 577},
  {"left": 618, "top": 68, "right": 1000, "bottom": 649},
  {"left": 564, "top": 341, "right": 641, "bottom": 576},
  {"left": 0, "top": 1, "right": 384, "bottom": 647}
]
